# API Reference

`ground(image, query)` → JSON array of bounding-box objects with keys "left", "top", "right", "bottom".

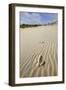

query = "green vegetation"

[
  {"left": 20, "top": 21, "right": 57, "bottom": 28},
  {"left": 20, "top": 24, "right": 41, "bottom": 28}
]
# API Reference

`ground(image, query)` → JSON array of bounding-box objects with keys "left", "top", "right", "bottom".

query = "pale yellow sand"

[{"left": 20, "top": 23, "right": 58, "bottom": 78}]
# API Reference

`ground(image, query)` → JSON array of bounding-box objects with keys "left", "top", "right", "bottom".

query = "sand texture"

[{"left": 20, "top": 23, "right": 58, "bottom": 78}]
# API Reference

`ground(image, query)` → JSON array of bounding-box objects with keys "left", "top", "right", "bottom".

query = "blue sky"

[{"left": 20, "top": 12, "right": 58, "bottom": 25}]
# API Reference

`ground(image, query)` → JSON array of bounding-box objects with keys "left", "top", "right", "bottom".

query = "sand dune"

[{"left": 20, "top": 23, "right": 58, "bottom": 78}]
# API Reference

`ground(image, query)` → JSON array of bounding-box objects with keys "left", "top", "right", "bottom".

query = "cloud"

[
  {"left": 20, "top": 12, "right": 58, "bottom": 25},
  {"left": 20, "top": 12, "right": 42, "bottom": 24},
  {"left": 29, "top": 13, "right": 41, "bottom": 24}
]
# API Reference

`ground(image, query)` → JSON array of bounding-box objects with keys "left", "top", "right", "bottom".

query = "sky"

[{"left": 20, "top": 12, "right": 58, "bottom": 25}]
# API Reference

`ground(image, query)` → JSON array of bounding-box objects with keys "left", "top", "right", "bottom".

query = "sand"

[{"left": 20, "top": 23, "right": 58, "bottom": 78}]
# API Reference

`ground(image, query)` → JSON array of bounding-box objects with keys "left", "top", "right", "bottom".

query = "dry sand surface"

[{"left": 20, "top": 23, "right": 58, "bottom": 78}]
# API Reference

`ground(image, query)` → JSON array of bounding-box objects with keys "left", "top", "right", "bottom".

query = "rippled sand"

[{"left": 20, "top": 24, "right": 58, "bottom": 78}]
